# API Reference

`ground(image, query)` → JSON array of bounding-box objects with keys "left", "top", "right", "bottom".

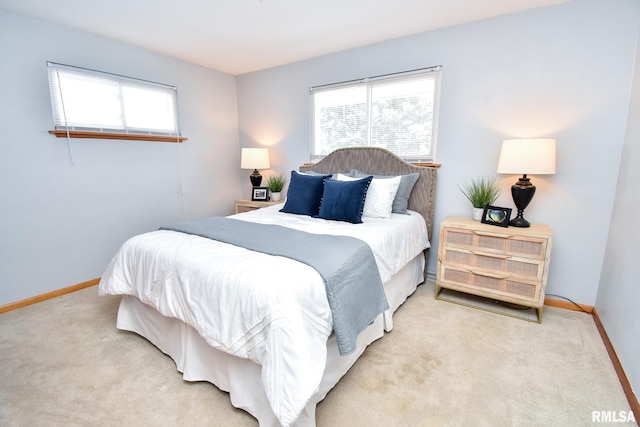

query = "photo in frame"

[
  {"left": 251, "top": 187, "right": 269, "bottom": 201},
  {"left": 481, "top": 205, "right": 512, "bottom": 227}
]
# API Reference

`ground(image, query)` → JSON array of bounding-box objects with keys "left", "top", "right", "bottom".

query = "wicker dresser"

[
  {"left": 234, "top": 198, "right": 282, "bottom": 214},
  {"left": 435, "top": 216, "right": 553, "bottom": 323}
]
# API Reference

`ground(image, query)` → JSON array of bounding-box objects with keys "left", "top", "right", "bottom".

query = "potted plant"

[
  {"left": 266, "top": 173, "right": 287, "bottom": 201},
  {"left": 458, "top": 176, "right": 501, "bottom": 220}
]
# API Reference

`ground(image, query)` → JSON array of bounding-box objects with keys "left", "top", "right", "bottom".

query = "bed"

[{"left": 98, "top": 147, "right": 437, "bottom": 427}]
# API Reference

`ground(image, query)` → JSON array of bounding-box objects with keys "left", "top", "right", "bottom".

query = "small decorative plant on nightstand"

[
  {"left": 266, "top": 173, "right": 287, "bottom": 201},
  {"left": 459, "top": 176, "right": 501, "bottom": 220}
]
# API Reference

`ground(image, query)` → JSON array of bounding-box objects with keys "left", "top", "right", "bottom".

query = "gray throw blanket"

[{"left": 160, "top": 217, "right": 389, "bottom": 355}]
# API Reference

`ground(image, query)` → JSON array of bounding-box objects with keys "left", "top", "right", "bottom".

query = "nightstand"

[
  {"left": 234, "top": 198, "right": 283, "bottom": 214},
  {"left": 435, "top": 216, "right": 553, "bottom": 323}
]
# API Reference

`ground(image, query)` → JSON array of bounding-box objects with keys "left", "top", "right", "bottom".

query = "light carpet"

[{"left": 0, "top": 282, "right": 635, "bottom": 427}]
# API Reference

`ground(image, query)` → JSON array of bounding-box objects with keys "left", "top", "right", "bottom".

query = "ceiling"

[{"left": 0, "top": 0, "right": 568, "bottom": 75}]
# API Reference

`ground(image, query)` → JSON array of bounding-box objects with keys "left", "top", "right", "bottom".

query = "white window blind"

[
  {"left": 310, "top": 67, "right": 441, "bottom": 163},
  {"left": 47, "top": 62, "right": 181, "bottom": 137}
]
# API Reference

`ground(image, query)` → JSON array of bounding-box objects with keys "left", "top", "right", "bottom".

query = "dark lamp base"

[
  {"left": 510, "top": 175, "right": 536, "bottom": 228},
  {"left": 249, "top": 169, "right": 263, "bottom": 187},
  {"left": 509, "top": 216, "right": 531, "bottom": 228}
]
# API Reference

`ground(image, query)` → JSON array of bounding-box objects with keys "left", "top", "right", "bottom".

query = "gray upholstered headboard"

[{"left": 299, "top": 147, "right": 438, "bottom": 242}]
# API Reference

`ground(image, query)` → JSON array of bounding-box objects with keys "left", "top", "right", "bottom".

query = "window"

[
  {"left": 310, "top": 67, "right": 441, "bottom": 163},
  {"left": 47, "top": 62, "right": 185, "bottom": 142}
]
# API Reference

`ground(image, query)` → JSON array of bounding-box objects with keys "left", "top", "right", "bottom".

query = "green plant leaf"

[
  {"left": 458, "top": 176, "right": 501, "bottom": 208},
  {"left": 266, "top": 173, "right": 288, "bottom": 192}
]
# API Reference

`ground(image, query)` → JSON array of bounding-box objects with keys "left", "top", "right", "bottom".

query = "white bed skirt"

[{"left": 115, "top": 254, "right": 424, "bottom": 426}]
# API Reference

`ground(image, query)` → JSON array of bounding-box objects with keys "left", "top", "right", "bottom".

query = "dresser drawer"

[
  {"left": 441, "top": 247, "right": 545, "bottom": 281},
  {"left": 442, "top": 227, "right": 548, "bottom": 260},
  {"left": 439, "top": 264, "right": 541, "bottom": 305}
]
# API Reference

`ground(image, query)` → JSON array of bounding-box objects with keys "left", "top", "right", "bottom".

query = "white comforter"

[{"left": 98, "top": 205, "right": 428, "bottom": 426}]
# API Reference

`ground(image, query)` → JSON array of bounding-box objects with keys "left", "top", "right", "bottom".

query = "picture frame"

[
  {"left": 251, "top": 187, "right": 269, "bottom": 201},
  {"left": 481, "top": 205, "right": 512, "bottom": 228}
]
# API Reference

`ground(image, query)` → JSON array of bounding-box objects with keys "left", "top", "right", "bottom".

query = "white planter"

[
  {"left": 472, "top": 207, "right": 484, "bottom": 221},
  {"left": 271, "top": 192, "right": 282, "bottom": 201}
]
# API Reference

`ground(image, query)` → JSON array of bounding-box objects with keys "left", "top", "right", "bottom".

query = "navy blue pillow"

[
  {"left": 316, "top": 176, "right": 373, "bottom": 224},
  {"left": 280, "top": 171, "right": 332, "bottom": 216}
]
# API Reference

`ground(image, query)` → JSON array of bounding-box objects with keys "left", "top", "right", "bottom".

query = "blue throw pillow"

[
  {"left": 351, "top": 169, "right": 419, "bottom": 214},
  {"left": 280, "top": 171, "right": 332, "bottom": 216},
  {"left": 316, "top": 176, "right": 373, "bottom": 224}
]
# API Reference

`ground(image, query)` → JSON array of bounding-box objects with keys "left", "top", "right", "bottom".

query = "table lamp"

[
  {"left": 241, "top": 148, "right": 270, "bottom": 187},
  {"left": 496, "top": 138, "right": 556, "bottom": 227}
]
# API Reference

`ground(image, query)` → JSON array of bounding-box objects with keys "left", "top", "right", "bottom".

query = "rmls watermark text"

[{"left": 592, "top": 410, "right": 636, "bottom": 423}]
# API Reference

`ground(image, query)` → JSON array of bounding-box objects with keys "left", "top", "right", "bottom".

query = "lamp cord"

[{"left": 546, "top": 294, "right": 591, "bottom": 314}]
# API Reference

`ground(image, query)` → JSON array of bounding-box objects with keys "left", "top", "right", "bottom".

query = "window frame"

[
  {"left": 310, "top": 66, "right": 441, "bottom": 163},
  {"left": 47, "top": 62, "right": 186, "bottom": 143}
]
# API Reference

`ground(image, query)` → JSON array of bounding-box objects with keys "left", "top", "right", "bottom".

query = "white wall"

[
  {"left": 597, "top": 24, "right": 640, "bottom": 400},
  {"left": 237, "top": 0, "right": 640, "bottom": 305},
  {"left": 0, "top": 10, "right": 242, "bottom": 306}
]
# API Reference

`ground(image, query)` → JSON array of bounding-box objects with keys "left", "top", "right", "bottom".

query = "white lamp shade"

[
  {"left": 240, "top": 148, "right": 270, "bottom": 170},
  {"left": 497, "top": 139, "right": 556, "bottom": 175}
]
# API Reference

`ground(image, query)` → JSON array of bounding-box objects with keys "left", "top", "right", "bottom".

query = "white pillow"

[{"left": 336, "top": 173, "right": 401, "bottom": 219}]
